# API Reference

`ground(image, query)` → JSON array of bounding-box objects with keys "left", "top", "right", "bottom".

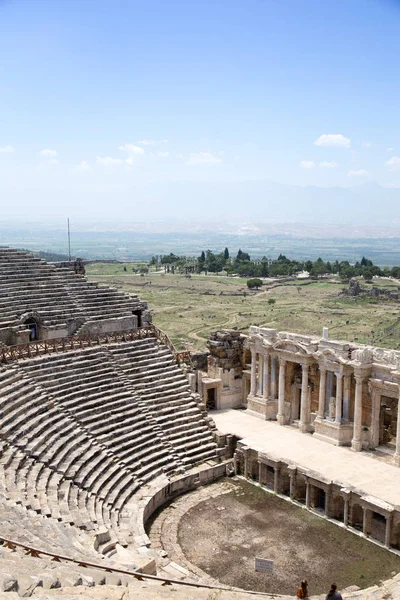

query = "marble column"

[
  {"left": 258, "top": 461, "right": 262, "bottom": 484},
  {"left": 317, "top": 367, "right": 327, "bottom": 420},
  {"left": 385, "top": 515, "right": 392, "bottom": 548},
  {"left": 277, "top": 359, "right": 286, "bottom": 425},
  {"left": 351, "top": 375, "right": 364, "bottom": 452},
  {"left": 299, "top": 363, "right": 309, "bottom": 433},
  {"left": 343, "top": 375, "right": 351, "bottom": 421},
  {"left": 394, "top": 384, "right": 400, "bottom": 467},
  {"left": 250, "top": 349, "right": 257, "bottom": 396},
  {"left": 257, "top": 353, "right": 263, "bottom": 396},
  {"left": 243, "top": 450, "right": 249, "bottom": 479},
  {"left": 325, "top": 489, "right": 330, "bottom": 517},
  {"left": 305, "top": 480, "right": 310, "bottom": 508},
  {"left": 263, "top": 353, "right": 270, "bottom": 399},
  {"left": 335, "top": 373, "right": 343, "bottom": 424},
  {"left": 271, "top": 357, "right": 277, "bottom": 400},
  {"left": 370, "top": 388, "right": 380, "bottom": 449},
  {"left": 362, "top": 507, "right": 369, "bottom": 537},
  {"left": 273, "top": 466, "right": 280, "bottom": 494},
  {"left": 233, "top": 452, "right": 239, "bottom": 475},
  {"left": 344, "top": 497, "right": 349, "bottom": 527},
  {"left": 289, "top": 471, "right": 296, "bottom": 500}
]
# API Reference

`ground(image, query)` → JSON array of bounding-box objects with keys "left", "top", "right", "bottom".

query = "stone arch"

[
  {"left": 318, "top": 349, "right": 344, "bottom": 367},
  {"left": 273, "top": 340, "right": 309, "bottom": 356},
  {"left": 21, "top": 312, "right": 41, "bottom": 341}
]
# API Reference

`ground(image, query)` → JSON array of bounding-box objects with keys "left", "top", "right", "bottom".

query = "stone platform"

[{"left": 213, "top": 409, "right": 400, "bottom": 507}]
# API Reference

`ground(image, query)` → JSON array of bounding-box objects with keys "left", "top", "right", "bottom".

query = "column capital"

[
  {"left": 279, "top": 357, "right": 287, "bottom": 367},
  {"left": 354, "top": 370, "right": 369, "bottom": 383},
  {"left": 335, "top": 372, "right": 344, "bottom": 380},
  {"left": 318, "top": 365, "right": 327, "bottom": 374}
]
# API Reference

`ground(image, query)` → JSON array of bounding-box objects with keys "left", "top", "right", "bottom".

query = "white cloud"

[
  {"left": 177, "top": 153, "right": 184, "bottom": 159},
  {"left": 348, "top": 169, "right": 369, "bottom": 177},
  {"left": 386, "top": 156, "right": 400, "bottom": 171},
  {"left": 153, "top": 151, "right": 169, "bottom": 158},
  {"left": 76, "top": 160, "right": 91, "bottom": 171},
  {"left": 186, "top": 152, "right": 223, "bottom": 166},
  {"left": 314, "top": 134, "right": 351, "bottom": 148},
  {"left": 361, "top": 141, "right": 372, "bottom": 148},
  {"left": 125, "top": 157, "right": 134, "bottom": 166},
  {"left": 0, "top": 145, "right": 15, "bottom": 153},
  {"left": 136, "top": 139, "right": 168, "bottom": 145},
  {"left": 118, "top": 144, "right": 145, "bottom": 155},
  {"left": 299, "top": 160, "right": 316, "bottom": 169},
  {"left": 319, "top": 161, "right": 339, "bottom": 168},
  {"left": 40, "top": 148, "right": 58, "bottom": 158},
  {"left": 48, "top": 158, "right": 59, "bottom": 165},
  {"left": 387, "top": 147, "right": 394, "bottom": 152},
  {"left": 96, "top": 156, "right": 123, "bottom": 166}
]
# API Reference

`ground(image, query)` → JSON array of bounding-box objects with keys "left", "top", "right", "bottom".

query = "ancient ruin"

[
  {"left": 199, "top": 326, "right": 400, "bottom": 461},
  {"left": 0, "top": 247, "right": 150, "bottom": 346},
  {"left": 1, "top": 247, "right": 400, "bottom": 599}
]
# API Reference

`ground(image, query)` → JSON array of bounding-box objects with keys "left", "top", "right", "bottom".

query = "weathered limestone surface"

[
  {"left": 198, "top": 330, "right": 246, "bottom": 410},
  {"left": 243, "top": 326, "right": 400, "bottom": 456},
  {"left": 0, "top": 247, "right": 150, "bottom": 346}
]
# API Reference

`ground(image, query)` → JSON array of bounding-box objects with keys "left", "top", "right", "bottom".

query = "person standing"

[
  {"left": 326, "top": 583, "right": 343, "bottom": 600},
  {"left": 296, "top": 579, "right": 308, "bottom": 598}
]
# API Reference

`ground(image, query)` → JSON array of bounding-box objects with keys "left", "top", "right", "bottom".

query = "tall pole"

[{"left": 67, "top": 218, "right": 71, "bottom": 262}]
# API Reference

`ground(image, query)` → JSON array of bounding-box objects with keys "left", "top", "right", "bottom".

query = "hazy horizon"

[{"left": 1, "top": 1, "right": 400, "bottom": 223}]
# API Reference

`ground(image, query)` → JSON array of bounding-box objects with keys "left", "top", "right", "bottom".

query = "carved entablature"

[
  {"left": 273, "top": 340, "right": 309, "bottom": 356},
  {"left": 319, "top": 339, "right": 350, "bottom": 361},
  {"left": 277, "top": 331, "right": 318, "bottom": 353},
  {"left": 352, "top": 347, "right": 374, "bottom": 365},
  {"left": 315, "top": 348, "right": 346, "bottom": 370},
  {"left": 373, "top": 347, "right": 400, "bottom": 370}
]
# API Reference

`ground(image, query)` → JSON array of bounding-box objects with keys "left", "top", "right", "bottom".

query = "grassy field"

[{"left": 86, "top": 263, "right": 400, "bottom": 352}]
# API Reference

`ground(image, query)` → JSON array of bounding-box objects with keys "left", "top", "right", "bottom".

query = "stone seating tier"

[
  {"left": 0, "top": 337, "right": 218, "bottom": 572},
  {"left": 0, "top": 248, "right": 145, "bottom": 340}
]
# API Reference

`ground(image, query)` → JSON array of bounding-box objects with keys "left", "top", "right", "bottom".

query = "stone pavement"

[{"left": 213, "top": 409, "right": 400, "bottom": 507}]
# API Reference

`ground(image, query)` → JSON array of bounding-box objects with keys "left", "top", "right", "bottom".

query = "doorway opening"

[
  {"left": 132, "top": 310, "right": 142, "bottom": 328},
  {"left": 379, "top": 396, "right": 398, "bottom": 449},
  {"left": 206, "top": 387, "right": 217, "bottom": 410},
  {"left": 24, "top": 318, "right": 39, "bottom": 341}
]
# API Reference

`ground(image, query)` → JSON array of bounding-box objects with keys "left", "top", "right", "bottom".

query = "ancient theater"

[{"left": 1, "top": 247, "right": 400, "bottom": 599}]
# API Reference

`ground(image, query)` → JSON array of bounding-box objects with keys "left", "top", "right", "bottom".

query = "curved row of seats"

[
  {"left": 0, "top": 337, "right": 218, "bottom": 580},
  {"left": 0, "top": 248, "right": 144, "bottom": 339}
]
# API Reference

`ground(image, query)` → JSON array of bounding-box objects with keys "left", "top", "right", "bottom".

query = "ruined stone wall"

[{"left": 206, "top": 330, "right": 246, "bottom": 378}]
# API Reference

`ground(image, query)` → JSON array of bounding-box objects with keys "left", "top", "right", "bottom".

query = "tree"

[
  {"left": 247, "top": 278, "right": 263, "bottom": 289},
  {"left": 224, "top": 247, "right": 229, "bottom": 260},
  {"left": 363, "top": 269, "right": 373, "bottom": 282},
  {"left": 237, "top": 249, "right": 250, "bottom": 262}
]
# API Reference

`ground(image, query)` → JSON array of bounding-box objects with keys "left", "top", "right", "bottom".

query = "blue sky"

[{"left": 1, "top": 0, "right": 400, "bottom": 220}]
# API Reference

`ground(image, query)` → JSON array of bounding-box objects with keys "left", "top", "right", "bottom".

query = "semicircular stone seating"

[{"left": 0, "top": 336, "right": 219, "bottom": 595}]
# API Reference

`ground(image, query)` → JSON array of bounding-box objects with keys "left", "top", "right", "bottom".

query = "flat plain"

[{"left": 86, "top": 263, "right": 400, "bottom": 352}]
